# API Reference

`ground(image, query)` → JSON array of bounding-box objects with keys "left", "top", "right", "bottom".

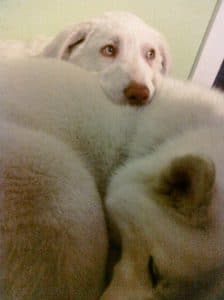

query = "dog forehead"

[{"left": 91, "top": 11, "right": 158, "bottom": 41}]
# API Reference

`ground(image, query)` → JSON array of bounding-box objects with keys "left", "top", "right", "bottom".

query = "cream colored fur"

[
  {"left": 0, "top": 58, "right": 138, "bottom": 300},
  {"left": 1, "top": 58, "right": 224, "bottom": 299},
  {"left": 103, "top": 78, "right": 224, "bottom": 299}
]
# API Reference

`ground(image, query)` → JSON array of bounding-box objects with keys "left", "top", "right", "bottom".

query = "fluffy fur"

[
  {"left": 1, "top": 58, "right": 224, "bottom": 299},
  {"left": 0, "top": 58, "right": 138, "bottom": 300},
  {"left": 103, "top": 78, "right": 224, "bottom": 299}
]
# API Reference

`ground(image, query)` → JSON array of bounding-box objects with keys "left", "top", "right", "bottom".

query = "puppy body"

[
  {"left": 0, "top": 58, "right": 137, "bottom": 299},
  {"left": 2, "top": 58, "right": 224, "bottom": 300},
  {"left": 103, "top": 78, "right": 224, "bottom": 299}
]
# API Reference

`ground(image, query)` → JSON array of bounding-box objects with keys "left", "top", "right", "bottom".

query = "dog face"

[
  {"left": 42, "top": 12, "right": 171, "bottom": 106},
  {"left": 102, "top": 131, "right": 224, "bottom": 299}
]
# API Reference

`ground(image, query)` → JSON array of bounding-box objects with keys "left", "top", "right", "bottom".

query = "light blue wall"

[{"left": 0, "top": 0, "right": 218, "bottom": 78}]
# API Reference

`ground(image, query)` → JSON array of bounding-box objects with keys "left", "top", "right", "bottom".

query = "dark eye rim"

[
  {"left": 148, "top": 256, "right": 160, "bottom": 288},
  {"left": 100, "top": 44, "right": 118, "bottom": 57},
  {"left": 146, "top": 48, "right": 156, "bottom": 61}
]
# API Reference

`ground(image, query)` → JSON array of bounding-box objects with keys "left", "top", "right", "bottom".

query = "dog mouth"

[
  {"left": 124, "top": 94, "right": 152, "bottom": 106},
  {"left": 122, "top": 92, "right": 153, "bottom": 106}
]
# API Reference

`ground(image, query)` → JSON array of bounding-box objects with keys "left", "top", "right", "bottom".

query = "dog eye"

[
  {"left": 148, "top": 256, "right": 160, "bottom": 287},
  {"left": 100, "top": 45, "right": 117, "bottom": 57},
  {"left": 146, "top": 48, "right": 156, "bottom": 61}
]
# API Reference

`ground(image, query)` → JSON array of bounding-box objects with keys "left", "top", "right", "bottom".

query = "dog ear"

[
  {"left": 157, "top": 35, "right": 171, "bottom": 74},
  {"left": 151, "top": 154, "right": 215, "bottom": 226},
  {"left": 41, "top": 22, "right": 93, "bottom": 60}
]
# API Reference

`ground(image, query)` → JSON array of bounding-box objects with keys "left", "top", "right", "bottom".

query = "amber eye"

[
  {"left": 100, "top": 45, "right": 117, "bottom": 57},
  {"left": 146, "top": 48, "right": 156, "bottom": 61}
]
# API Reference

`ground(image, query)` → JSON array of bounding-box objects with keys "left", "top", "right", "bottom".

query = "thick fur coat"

[
  {"left": 103, "top": 78, "right": 224, "bottom": 299},
  {"left": 0, "top": 58, "right": 136, "bottom": 300},
  {"left": 1, "top": 58, "right": 224, "bottom": 299}
]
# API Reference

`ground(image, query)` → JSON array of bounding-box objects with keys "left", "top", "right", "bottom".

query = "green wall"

[{"left": 0, "top": 0, "right": 218, "bottom": 78}]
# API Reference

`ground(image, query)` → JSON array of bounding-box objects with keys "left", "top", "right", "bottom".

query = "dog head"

[
  {"left": 42, "top": 11, "right": 171, "bottom": 106},
  {"left": 102, "top": 137, "right": 224, "bottom": 299}
]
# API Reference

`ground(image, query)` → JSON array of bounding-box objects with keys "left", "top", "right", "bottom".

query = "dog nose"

[{"left": 124, "top": 81, "right": 150, "bottom": 106}]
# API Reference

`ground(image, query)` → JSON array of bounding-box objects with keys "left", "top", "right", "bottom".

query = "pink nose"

[{"left": 124, "top": 81, "right": 150, "bottom": 106}]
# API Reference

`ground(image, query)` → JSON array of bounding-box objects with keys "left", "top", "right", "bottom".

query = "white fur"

[
  {"left": 0, "top": 37, "right": 51, "bottom": 59},
  {"left": 0, "top": 12, "right": 170, "bottom": 106},
  {"left": 41, "top": 11, "right": 171, "bottom": 105},
  {"left": 0, "top": 58, "right": 138, "bottom": 299},
  {"left": 1, "top": 58, "right": 224, "bottom": 299},
  {"left": 103, "top": 78, "right": 224, "bottom": 299}
]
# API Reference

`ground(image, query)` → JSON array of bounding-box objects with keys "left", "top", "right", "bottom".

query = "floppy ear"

[
  {"left": 151, "top": 154, "right": 215, "bottom": 226},
  {"left": 158, "top": 35, "right": 171, "bottom": 74},
  {"left": 42, "top": 22, "right": 93, "bottom": 60}
]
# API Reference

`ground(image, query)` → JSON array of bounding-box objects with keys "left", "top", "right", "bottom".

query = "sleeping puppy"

[
  {"left": 102, "top": 79, "right": 224, "bottom": 299},
  {"left": 3, "top": 58, "right": 223, "bottom": 300},
  {"left": 0, "top": 58, "right": 137, "bottom": 300},
  {"left": 42, "top": 11, "right": 171, "bottom": 106}
]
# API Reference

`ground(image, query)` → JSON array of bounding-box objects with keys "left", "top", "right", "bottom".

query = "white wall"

[
  {"left": 191, "top": 0, "right": 224, "bottom": 87},
  {"left": 0, "top": 0, "right": 217, "bottom": 78}
]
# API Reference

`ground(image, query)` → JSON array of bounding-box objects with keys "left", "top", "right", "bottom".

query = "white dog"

[
  {"left": 0, "top": 12, "right": 170, "bottom": 106},
  {"left": 102, "top": 78, "right": 224, "bottom": 299},
  {"left": 41, "top": 11, "right": 170, "bottom": 106}
]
